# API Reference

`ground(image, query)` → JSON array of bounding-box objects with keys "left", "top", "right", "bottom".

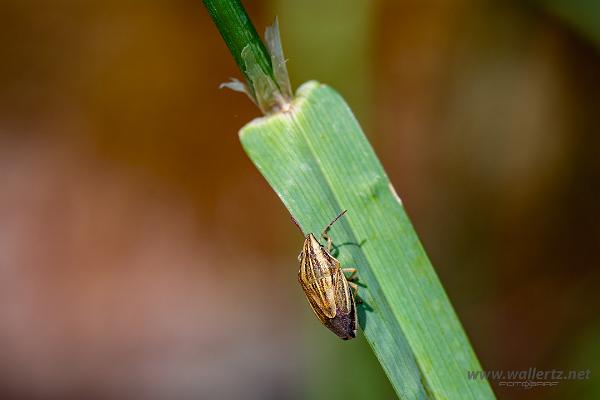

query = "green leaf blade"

[{"left": 240, "top": 81, "right": 495, "bottom": 399}]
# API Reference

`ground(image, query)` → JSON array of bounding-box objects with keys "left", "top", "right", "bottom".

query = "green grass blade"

[{"left": 240, "top": 81, "right": 495, "bottom": 399}]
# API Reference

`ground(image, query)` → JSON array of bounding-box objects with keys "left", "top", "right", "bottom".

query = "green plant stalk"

[
  {"left": 203, "top": 0, "right": 275, "bottom": 99},
  {"left": 240, "top": 81, "right": 494, "bottom": 399}
]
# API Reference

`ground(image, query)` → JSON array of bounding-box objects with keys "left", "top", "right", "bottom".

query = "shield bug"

[{"left": 293, "top": 210, "right": 359, "bottom": 340}]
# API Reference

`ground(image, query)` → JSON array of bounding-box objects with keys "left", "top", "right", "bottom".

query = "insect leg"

[
  {"left": 321, "top": 210, "right": 348, "bottom": 252},
  {"left": 342, "top": 267, "right": 358, "bottom": 282}
]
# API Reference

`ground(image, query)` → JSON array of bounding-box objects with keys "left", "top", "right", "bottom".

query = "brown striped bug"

[{"left": 292, "top": 210, "right": 359, "bottom": 340}]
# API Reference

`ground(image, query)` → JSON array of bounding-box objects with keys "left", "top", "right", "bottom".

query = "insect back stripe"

[
  {"left": 303, "top": 235, "right": 336, "bottom": 318},
  {"left": 307, "top": 239, "right": 324, "bottom": 302},
  {"left": 334, "top": 267, "right": 351, "bottom": 314}
]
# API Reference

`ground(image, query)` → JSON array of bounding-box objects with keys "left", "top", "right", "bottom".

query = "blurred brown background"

[{"left": 0, "top": 0, "right": 598, "bottom": 399}]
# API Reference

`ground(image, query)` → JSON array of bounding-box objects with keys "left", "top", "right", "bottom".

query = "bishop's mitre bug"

[{"left": 292, "top": 210, "right": 359, "bottom": 340}]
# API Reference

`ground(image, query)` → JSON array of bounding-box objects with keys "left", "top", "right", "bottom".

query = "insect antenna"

[{"left": 322, "top": 209, "right": 348, "bottom": 238}]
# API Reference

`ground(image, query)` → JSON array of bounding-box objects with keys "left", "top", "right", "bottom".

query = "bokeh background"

[{"left": 1, "top": 0, "right": 599, "bottom": 399}]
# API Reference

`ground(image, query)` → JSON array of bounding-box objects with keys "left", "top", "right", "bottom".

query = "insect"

[{"left": 293, "top": 210, "right": 359, "bottom": 340}]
